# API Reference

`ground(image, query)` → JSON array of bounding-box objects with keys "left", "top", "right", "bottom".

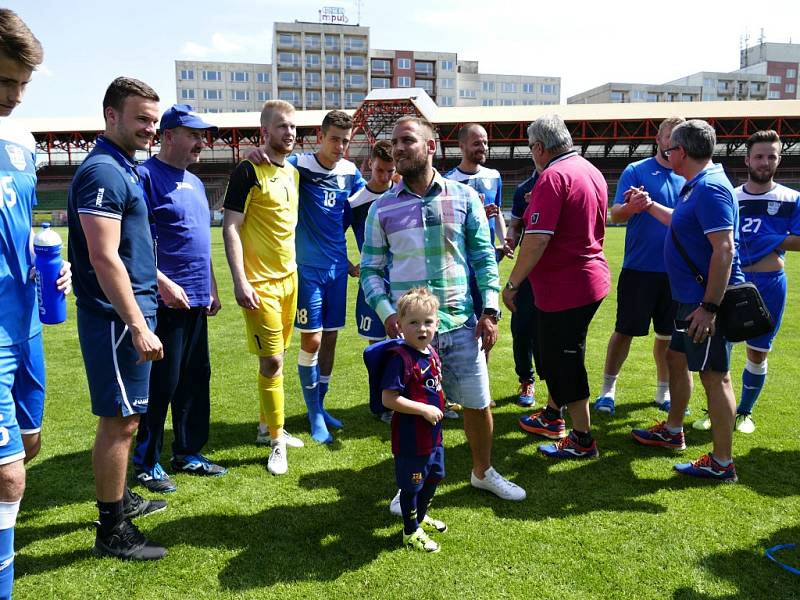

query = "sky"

[{"left": 7, "top": 0, "right": 800, "bottom": 119}]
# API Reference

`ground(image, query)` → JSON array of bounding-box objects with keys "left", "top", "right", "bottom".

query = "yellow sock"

[{"left": 258, "top": 373, "right": 285, "bottom": 439}]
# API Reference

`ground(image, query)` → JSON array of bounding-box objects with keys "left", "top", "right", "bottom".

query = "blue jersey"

[
  {"left": 615, "top": 157, "right": 684, "bottom": 272},
  {"left": 736, "top": 183, "right": 800, "bottom": 267},
  {"left": 444, "top": 165, "right": 503, "bottom": 243},
  {"left": 0, "top": 119, "right": 40, "bottom": 346},
  {"left": 139, "top": 156, "right": 211, "bottom": 307},
  {"left": 511, "top": 173, "right": 537, "bottom": 220},
  {"left": 68, "top": 137, "right": 157, "bottom": 316},
  {"left": 349, "top": 184, "right": 387, "bottom": 252},
  {"left": 664, "top": 164, "right": 744, "bottom": 304},
  {"left": 289, "top": 153, "right": 366, "bottom": 269}
]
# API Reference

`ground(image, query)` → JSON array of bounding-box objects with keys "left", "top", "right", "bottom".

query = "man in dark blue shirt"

[{"left": 68, "top": 77, "right": 167, "bottom": 559}]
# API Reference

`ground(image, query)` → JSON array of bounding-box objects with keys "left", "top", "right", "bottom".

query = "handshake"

[{"left": 624, "top": 185, "right": 654, "bottom": 213}]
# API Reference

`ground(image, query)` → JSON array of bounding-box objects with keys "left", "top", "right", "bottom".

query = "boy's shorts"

[{"left": 394, "top": 446, "right": 445, "bottom": 492}]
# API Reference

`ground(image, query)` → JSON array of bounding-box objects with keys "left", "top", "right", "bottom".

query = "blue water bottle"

[{"left": 33, "top": 222, "right": 67, "bottom": 325}]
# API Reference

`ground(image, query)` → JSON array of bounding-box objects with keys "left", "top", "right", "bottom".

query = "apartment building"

[
  {"left": 665, "top": 72, "right": 769, "bottom": 101},
  {"left": 739, "top": 42, "right": 800, "bottom": 99},
  {"left": 175, "top": 61, "right": 272, "bottom": 113}
]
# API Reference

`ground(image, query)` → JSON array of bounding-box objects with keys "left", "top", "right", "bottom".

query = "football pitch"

[{"left": 15, "top": 226, "right": 800, "bottom": 599}]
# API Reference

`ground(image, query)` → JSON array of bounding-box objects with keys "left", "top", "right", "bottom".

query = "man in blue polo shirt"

[
  {"left": 68, "top": 77, "right": 167, "bottom": 559},
  {"left": 594, "top": 117, "right": 685, "bottom": 415},
  {"left": 631, "top": 119, "right": 743, "bottom": 483},
  {"left": 131, "top": 105, "right": 225, "bottom": 494}
]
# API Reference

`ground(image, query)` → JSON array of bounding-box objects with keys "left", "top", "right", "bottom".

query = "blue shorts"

[
  {"left": 77, "top": 307, "right": 155, "bottom": 417},
  {"left": 669, "top": 303, "right": 733, "bottom": 372},
  {"left": 433, "top": 317, "right": 491, "bottom": 409},
  {"left": 394, "top": 446, "right": 445, "bottom": 493},
  {"left": 0, "top": 334, "right": 45, "bottom": 465},
  {"left": 295, "top": 264, "right": 347, "bottom": 332},
  {"left": 355, "top": 286, "right": 385, "bottom": 341},
  {"left": 744, "top": 270, "right": 786, "bottom": 352}
]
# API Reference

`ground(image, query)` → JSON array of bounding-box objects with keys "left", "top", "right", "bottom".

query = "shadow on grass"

[{"left": 672, "top": 525, "right": 800, "bottom": 600}]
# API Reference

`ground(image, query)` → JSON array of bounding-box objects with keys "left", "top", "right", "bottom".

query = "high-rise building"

[{"left": 739, "top": 41, "right": 800, "bottom": 100}]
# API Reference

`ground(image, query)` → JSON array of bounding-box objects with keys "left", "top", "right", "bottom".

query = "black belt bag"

[{"left": 670, "top": 229, "right": 774, "bottom": 342}]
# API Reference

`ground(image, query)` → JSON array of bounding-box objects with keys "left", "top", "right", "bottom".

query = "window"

[
  {"left": 278, "top": 90, "right": 300, "bottom": 104},
  {"left": 646, "top": 92, "right": 659, "bottom": 102},
  {"left": 278, "top": 52, "right": 299, "bottom": 67},
  {"left": 345, "top": 92, "right": 365, "bottom": 106},
  {"left": 482, "top": 81, "right": 495, "bottom": 92},
  {"left": 372, "top": 59, "right": 391, "bottom": 74},
  {"left": 278, "top": 33, "right": 298, "bottom": 47},
  {"left": 345, "top": 74, "right": 365, "bottom": 87},
  {"left": 681, "top": 94, "right": 694, "bottom": 101},
  {"left": 397, "top": 76, "right": 411, "bottom": 87},
  {"left": 703, "top": 78, "right": 714, "bottom": 88},
  {"left": 459, "top": 89, "right": 476, "bottom": 98},
  {"left": 541, "top": 83, "right": 556, "bottom": 95},
  {"left": 230, "top": 71, "right": 248, "bottom": 82},
  {"left": 787, "top": 68, "right": 797, "bottom": 78},
  {"left": 324, "top": 35, "right": 340, "bottom": 51},
  {"left": 440, "top": 78, "right": 454, "bottom": 89},
  {"left": 306, "top": 53, "right": 321, "bottom": 67},
  {"left": 717, "top": 81, "right": 730, "bottom": 93},
  {"left": 345, "top": 55, "right": 365, "bottom": 69},
  {"left": 180, "top": 69, "right": 194, "bottom": 80},
  {"left": 306, "top": 72, "right": 321, "bottom": 86},
  {"left": 257, "top": 91, "right": 271, "bottom": 102},
  {"left": 397, "top": 58, "right": 411, "bottom": 70},
  {"left": 415, "top": 62, "right": 434, "bottom": 76},
  {"left": 231, "top": 90, "right": 249, "bottom": 101},
  {"left": 703, "top": 93, "right": 715, "bottom": 101},
  {"left": 257, "top": 72, "right": 270, "bottom": 83},
  {"left": 440, "top": 60, "right": 454, "bottom": 71},
  {"left": 500, "top": 99, "right": 515, "bottom": 106},
  {"left": 768, "top": 90, "right": 781, "bottom": 99},
  {"left": 307, "top": 91, "right": 321, "bottom": 105},
  {"left": 769, "top": 75, "right": 781, "bottom": 84},
  {"left": 481, "top": 99, "right": 494, "bottom": 106},
  {"left": 204, "top": 108, "right": 221, "bottom": 113},
  {"left": 181, "top": 89, "right": 195, "bottom": 100},
  {"left": 345, "top": 36, "right": 366, "bottom": 51},
  {"left": 522, "top": 83, "right": 534, "bottom": 93},
  {"left": 609, "top": 91, "right": 624, "bottom": 102},
  {"left": 203, "top": 89, "right": 222, "bottom": 100},
  {"left": 750, "top": 82, "right": 762, "bottom": 93},
  {"left": 202, "top": 70, "right": 221, "bottom": 81},
  {"left": 325, "top": 54, "right": 340, "bottom": 68},
  {"left": 305, "top": 34, "right": 321, "bottom": 49},
  {"left": 278, "top": 71, "right": 300, "bottom": 85},
  {"left": 632, "top": 89, "right": 646, "bottom": 100},
  {"left": 439, "top": 95, "right": 454, "bottom": 106},
  {"left": 325, "top": 91, "right": 340, "bottom": 105},
  {"left": 667, "top": 94, "right": 678, "bottom": 102},
  {"left": 501, "top": 82, "right": 516, "bottom": 93},
  {"left": 325, "top": 73, "right": 340, "bottom": 87},
  {"left": 416, "top": 79, "right": 433, "bottom": 93},
  {"left": 786, "top": 83, "right": 796, "bottom": 93},
  {"left": 372, "top": 77, "right": 390, "bottom": 89}
]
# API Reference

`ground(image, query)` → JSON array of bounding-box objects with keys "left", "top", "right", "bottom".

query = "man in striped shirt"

[{"left": 360, "top": 115, "right": 525, "bottom": 501}]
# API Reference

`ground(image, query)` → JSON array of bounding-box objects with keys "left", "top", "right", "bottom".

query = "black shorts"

[
  {"left": 669, "top": 303, "right": 733, "bottom": 373},
  {"left": 534, "top": 300, "right": 602, "bottom": 407},
  {"left": 615, "top": 269, "right": 676, "bottom": 337}
]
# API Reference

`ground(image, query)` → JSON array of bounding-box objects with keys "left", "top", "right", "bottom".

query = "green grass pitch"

[{"left": 14, "top": 227, "right": 800, "bottom": 599}]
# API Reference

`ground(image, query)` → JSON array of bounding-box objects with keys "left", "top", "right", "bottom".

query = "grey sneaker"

[
  {"left": 256, "top": 428, "right": 305, "bottom": 448},
  {"left": 470, "top": 467, "right": 526, "bottom": 501},
  {"left": 123, "top": 487, "right": 167, "bottom": 520}
]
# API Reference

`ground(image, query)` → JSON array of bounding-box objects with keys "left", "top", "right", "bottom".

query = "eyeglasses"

[
  {"left": 664, "top": 145, "right": 681, "bottom": 157},
  {"left": 528, "top": 140, "right": 540, "bottom": 151}
]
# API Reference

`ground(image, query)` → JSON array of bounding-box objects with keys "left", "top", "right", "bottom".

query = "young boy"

[{"left": 381, "top": 287, "right": 448, "bottom": 553}]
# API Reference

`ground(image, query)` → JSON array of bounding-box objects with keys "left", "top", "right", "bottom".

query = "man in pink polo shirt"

[{"left": 502, "top": 114, "right": 610, "bottom": 459}]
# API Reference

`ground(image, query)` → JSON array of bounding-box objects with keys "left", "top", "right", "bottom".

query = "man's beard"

[
  {"left": 748, "top": 165, "right": 775, "bottom": 185},
  {"left": 396, "top": 152, "right": 429, "bottom": 179}
]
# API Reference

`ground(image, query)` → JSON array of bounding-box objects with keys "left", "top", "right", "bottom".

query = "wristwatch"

[
  {"left": 481, "top": 308, "right": 501, "bottom": 322},
  {"left": 505, "top": 280, "right": 518, "bottom": 292},
  {"left": 700, "top": 301, "right": 719, "bottom": 313}
]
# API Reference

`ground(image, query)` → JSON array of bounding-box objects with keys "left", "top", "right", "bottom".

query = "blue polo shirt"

[
  {"left": 139, "top": 156, "right": 211, "bottom": 308},
  {"left": 615, "top": 157, "right": 684, "bottom": 272},
  {"left": 511, "top": 173, "right": 537, "bottom": 221},
  {"left": 67, "top": 136, "right": 157, "bottom": 316},
  {"left": 664, "top": 164, "right": 744, "bottom": 304}
]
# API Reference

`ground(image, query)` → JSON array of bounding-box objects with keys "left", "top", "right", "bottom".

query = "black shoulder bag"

[{"left": 670, "top": 228, "right": 774, "bottom": 342}]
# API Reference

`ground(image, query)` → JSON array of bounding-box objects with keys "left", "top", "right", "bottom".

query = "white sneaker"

[
  {"left": 267, "top": 440, "right": 288, "bottom": 476},
  {"left": 257, "top": 428, "right": 305, "bottom": 448},
  {"left": 470, "top": 467, "right": 526, "bottom": 501},
  {"left": 389, "top": 489, "right": 402, "bottom": 516}
]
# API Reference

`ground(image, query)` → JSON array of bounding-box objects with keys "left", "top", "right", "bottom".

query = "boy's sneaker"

[
  {"left": 470, "top": 467, "right": 526, "bottom": 501},
  {"left": 593, "top": 395, "right": 615, "bottom": 415},
  {"left": 94, "top": 518, "right": 167, "bottom": 561},
  {"left": 735, "top": 413, "right": 756, "bottom": 434},
  {"left": 267, "top": 440, "right": 288, "bottom": 476},
  {"left": 421, "top": 514, "right": 448, "bottom": 534},
  {"left": 519, "top": 408, "right": 567, "bottom": 439},
  {"left": 379, "top": 410, "right": 394, "bottom": 424},
  {"left": 674, "top": 453, "right": 738, "bottom": 483},
  {"left": 517, "top": 380, "right": 535, "bottom": 407},
  {"left": 443, "top": 401, "right": 461, "bottom": 419},
  {"left": 403, "top": 527, "right": 440, "bottom": 553},
  {"left": 135, "top": 463, "right": 177, "bottom": 494},
  {"left": 539, "top": 432, "right": 599, "bottom": 459},
  {"left": 389, "top": 489, "right": 401, "bottom": 516},
  {"left": 123, "top": 487, "right": 167, "bottom": 520},
  {"left": 631, "top": 422, "right": 686, "bottom": 450},
  {"left": 692, "top": 410, "right": 712, "bottom": 431},
  {"left": 171, "top": 454, "right": 227, "bottom": 477},
  {"left": 256, "top": 428, "right": 305, "bottom": 448}
]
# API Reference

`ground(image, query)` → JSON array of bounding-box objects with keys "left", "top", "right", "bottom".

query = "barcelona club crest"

[
  {"left": 5, "top": 144, "right": 27, "bottom": 171},
  {"left": 411, "top": 472, "right": 424, "bottom": 485},
  {"left": 767, "top": 201, "right": 781, "bottom": 216}
]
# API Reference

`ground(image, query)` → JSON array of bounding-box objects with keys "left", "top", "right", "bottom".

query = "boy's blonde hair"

[{"left": 396, "top": 287, "right": 439, "bottom": 321}]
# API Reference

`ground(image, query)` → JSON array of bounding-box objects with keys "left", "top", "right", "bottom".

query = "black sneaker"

[
  {"left": 123, "top": 487, "right": 167, "bottom": 520},
  {"left": 94, "top": 518, "right": 167, "bottom": 561},
  {"left": 135, "top": 463, "right": 177, "bottom": 494}
]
